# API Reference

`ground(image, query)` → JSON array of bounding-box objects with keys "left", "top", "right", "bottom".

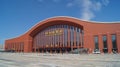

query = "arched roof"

[{"left": 28, "top": 17, "right": 86, "bottom": 37}]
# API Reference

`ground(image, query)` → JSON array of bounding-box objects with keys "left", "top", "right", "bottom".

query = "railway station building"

[{"left": 4, "top": 17, "right": 120, "bottom": 54}]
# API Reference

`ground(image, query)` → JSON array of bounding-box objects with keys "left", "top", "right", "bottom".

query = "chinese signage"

[{"left": 45, "top": 29, "right": 63, "bottom": 36}]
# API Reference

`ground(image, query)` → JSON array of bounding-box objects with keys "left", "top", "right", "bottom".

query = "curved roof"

[
  {"left": 27, "top": 16, "right": 120, "bottom": 37},
  {"left": 28, "top": 16, "right": 85, "bottom": 37}
]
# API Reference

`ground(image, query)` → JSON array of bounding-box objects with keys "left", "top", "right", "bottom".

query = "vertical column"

[
  {"left": 39, "top": 32, "right": 41, "bottom": 52},
  {"left": 62, "top": 25, "right": 64, "bottom": 48},
  {"left": 59, "top": 25, "right": 61, "bottom": 48},
  {"left": 9, "top": 44, "right": 10, "bottom": 50},
  {"left": 40, "top": 31, "right": 42, "bottom": 52},
  {"left": 47, "top": 29, "right": 49, "bottom": 51},
  {"left": 14, "top": 43, "right": 15, "bottom": 52},
  {"left": 38, "top": 33, "right": 40, "bottom": 53},
  {"left": 17, "top": 43, "right": 19, "bottom": 52},
  {"left": 8, "top": 44, "right": 9, "bottom": 50},
  {"left": 10, "top": 44, "right": 11, "bottom": 50},
  {"left": 11, "top": 43, "right": 12, "bottom": 51},
  {"left": 41, "top": 31, "right": 43, "bottom": 50},
  {"left": 53, "top": 26, "right": 55, "bottom": 49},
  {"left": 35, "top": 35, "right": 37, "bottom": 52},
  {"left": 38, "top": 33, "right": 40, "bottom": 52},
  {"left": 79, "top": 29, "right": 83, "bottom": 47},
  {"left": 43, "top": 30, "right": 45, "bottom": 51},
  {"left": 61, "top": 25, "right": 63, "bottom": 48},
  {"left": 60, "top": 25, "right": 63, "bottom": 47},
  {"left": 36, "top": 34, "right": 38, "bottom": 52},
  {"left": 59, "top": 25, "right": 61, "bottom": 53},
  {"left": 74, "top": 27, "right": 77, "bottom": 48},
  {"left": 44, "top": 29, "right": 46, "bottom": 53},
  {"left": 52, "top": 26, "right": 54, "bottom": 52},
  {"left": 48, "top": 27, "right": 51, "bottom": 52},
  {"left": 54, "top": 25, "right": 56, "bottom": 52},
  {"left": 107, "top": 33, "right": 112, "bottom": 53},
  {"left": 20, "top": 43, "right": 22, "bottom": 52},
  {"left": 19, "top": 43, "right": 21, "bottom": 52},
  {"left": 57, "top": 25, "right": 59, "bottom": 48},
  {"left": 37, "top": 33, "right": 39, "bottom": 52},
  {"left": 37, "top": 34, "right": 39, "bottom": 52},
  {"left": 55, "top": 25, "right": 57, "bottom": 53},
  {"left": 17, "top": 43, "right": 18, "bottom": 52},
  {"left": 98, "top": 34, "right": 103, "bottom": 53},
  {"left": 14, "top": 43, "right": 17, "bottom": 52},
  {"left": 57, "top": 25, "right": 60, "bottom": 48},
  {"left": 49, "top": 27, "right": 51, "bottom": 48},
  {"left": 51, "top": 26, "right": 53, "bottom": 49},
  {"left": 80, "top": 30, "right": 84, "bottom": 48},
  {"left": 13, "top": 43, "right": 15, "bottom": 51},
  {"left": 10, "top": 43, "right": 12, "bottom": 51},
  {"left": 22, "top": 42, "right": 24, "bottom": 52},
  {"left": 10, "top": 44, "right": 12, "bottom": 51},
  {"left": 40, "top": 32, "right": 41, "bottom": 52},
  {"left": 17, "top": 42, "right": 20, "bottom": 52},
  {"left": 65, "top": 25, "right": 68, "bottom": 48},
  {"left": 21, "top": 43, "right": 23, "bottom": 52},
  {"left": 117, "top": 32, "right": 120, "bottom": 53},
  {"left": 76, "top": 28, "right": 79, "bottom": 49},
  {"left": 20, "top": 43, "right": 21, "bottom": 52},
  {"left": 68, "top": 26, "right": 70, "bottom": 47},
  {"left": 64, "top": 25, "right": 66, "bottom": 47},
  {"left": 70, "top": 26, "right": 73, "bottom": 51},
  {"left": 56, "top": 25, "right": 58, "bottom": 48},
  {"left": 51, "top": 26, "right": 54, "bottom": 49}
]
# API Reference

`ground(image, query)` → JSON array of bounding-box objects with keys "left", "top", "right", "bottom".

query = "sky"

[{"left": 0, "top": 0, "right": 120, "bottom": 45}]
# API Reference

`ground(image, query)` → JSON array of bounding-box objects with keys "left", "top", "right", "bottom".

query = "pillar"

[
  {"left": 68, "top": 26, "right": 70, "bottom": 47},
  {"left": 98, "top": 34, "right": 103, "bottom": 53},
  {"left": 74, "top": 27, "right": 77, "bottom": 48},
  {"left": 107, "top": 33, "right": 112, "bottom": 53},
  {"left": 116, "top": 32, "right": 120, "bottom": 53}
]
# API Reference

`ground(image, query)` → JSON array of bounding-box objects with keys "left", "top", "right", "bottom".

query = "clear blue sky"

[{"left": 0, "top": 0, "right": 120, "bottom": 45}]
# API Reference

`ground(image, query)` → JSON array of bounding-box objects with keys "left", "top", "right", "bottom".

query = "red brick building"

[{"left": 5, "top": 17, "right": 120, "bottom": 53}]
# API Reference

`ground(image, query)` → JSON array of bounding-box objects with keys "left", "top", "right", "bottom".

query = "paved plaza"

[{"left": 0, "top": 53, "right": 120, "bottom": 67}]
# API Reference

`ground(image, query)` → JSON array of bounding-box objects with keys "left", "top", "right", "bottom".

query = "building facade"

[{"left": 5, "top": 17, "right": 120, "bottom": 53}]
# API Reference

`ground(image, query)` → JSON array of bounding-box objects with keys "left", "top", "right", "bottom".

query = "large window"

[
  {"left": 103, "top": 35, "right": 108, "bottom": 53},
  {"left": 103, "top": 35, "right": 107, "bottom": 48},
  {"left": 111, "top": 34, "right": 118, "bottom": 52},
  {"left": 33, "top": 24, "right": 83, "bottom": 52},
  {"left": 94, "top": 36, "right": 99, "bottom": 50}
]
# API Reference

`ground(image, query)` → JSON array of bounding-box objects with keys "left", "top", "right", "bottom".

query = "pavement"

[{"left": 0, "top": 52, "right": 120, "bottom": 67}]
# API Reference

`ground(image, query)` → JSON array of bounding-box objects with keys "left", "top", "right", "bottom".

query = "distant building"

[
  {"left": 4, "top": 17, "right": 120, "bottom": 53},
  {"left": 0, "top": 45, "right": 3, "bottom": 49},
  {"left": 0, "top": 45, "right": 4, "bottom": 51}
]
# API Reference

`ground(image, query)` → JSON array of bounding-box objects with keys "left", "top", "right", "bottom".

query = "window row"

[
  {"left": 6, "top": 42, "right": 24, "bottom": 52},
  {"left": 94, "top": 34, "right": 118, "bottom": 53}
]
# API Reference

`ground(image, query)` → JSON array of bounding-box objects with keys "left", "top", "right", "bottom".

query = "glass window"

[
  {"left": 112, "top": 34, "right": 117, "bottom": 49},
  {"left": 103, "top": 35, "right": 107, "bottom": 48},
  {"left": 94, "top": 36, "right": 99, "bottom": 49},
  {"left": 33, "top": 24, "right": 83, "bottom": 52},
  {"left": 102, "top": 35, "right": 108, "bottom": 53}
]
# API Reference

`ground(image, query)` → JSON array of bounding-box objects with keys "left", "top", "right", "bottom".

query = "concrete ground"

[{"left": 0, "top": 53, "right": 120, "bottom": 67}]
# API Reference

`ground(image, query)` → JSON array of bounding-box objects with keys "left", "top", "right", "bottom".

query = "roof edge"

[{"left": 48, "top": 16, "right": 120, "bottom": 23}]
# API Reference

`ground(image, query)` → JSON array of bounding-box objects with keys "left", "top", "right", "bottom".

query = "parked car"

[{"left": 93, "top": 49, "right": 100, "bottom": 54}]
